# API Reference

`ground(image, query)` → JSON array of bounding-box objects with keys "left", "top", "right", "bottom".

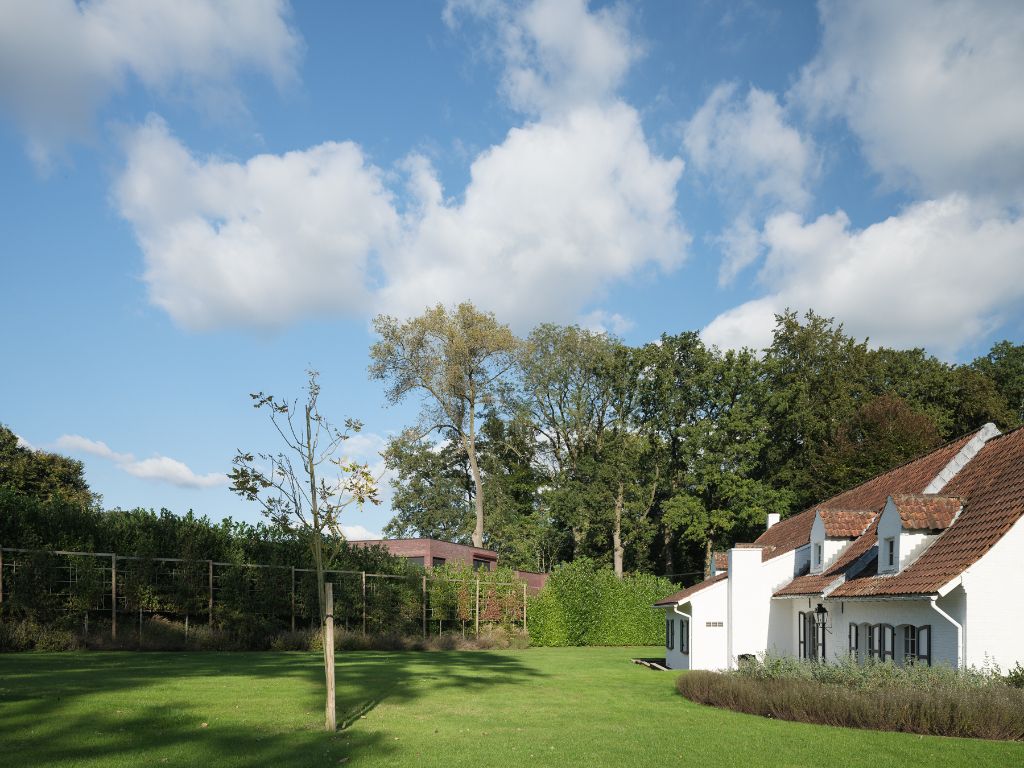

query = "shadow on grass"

[{"left": 0, "top": 649, "right": 544, "bottom": 767}]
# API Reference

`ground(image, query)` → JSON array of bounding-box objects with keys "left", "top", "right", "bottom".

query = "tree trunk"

[
  {"left": 613, "top": 480, "right": 624, "bottom": 579},
  {"left": 704, "top": 538, "right": 714, "bottom": 580},
  {"left": 663, "top": 526, "right": 674, "bottom": 578},
  {"left": 465, "top": 436, "right": 485, "bottom": 548}
]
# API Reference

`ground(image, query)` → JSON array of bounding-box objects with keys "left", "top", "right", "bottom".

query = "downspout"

[
  {"left": 929, "top": 596, "right": 963, "bottom": 668},
  {"left": 673, "top": 604, "right": 693, "bottom": 670}
]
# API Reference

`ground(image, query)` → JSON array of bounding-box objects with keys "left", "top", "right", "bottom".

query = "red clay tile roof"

[
  {"left": 752, "top": 429, "right": 981, "bottom": 562},
  {"left": 830, "top": 426, "right": 1024, "bottom": 598},
  {"left": 890, "top": 494, "right": 961, "bottom": 530},
  {"left": 820, "top": 509, "right": 875, "bottom": 537},
  {"left": 654, "top": 573, "right": 728, "bottom": 606},
  {"left": 774, "top": 516, "right": 881, "bottom": 597}
]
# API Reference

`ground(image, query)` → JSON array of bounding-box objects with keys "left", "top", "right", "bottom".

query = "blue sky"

[{"left": 2, "top": 1, "right": 1022, "bottom": 538}]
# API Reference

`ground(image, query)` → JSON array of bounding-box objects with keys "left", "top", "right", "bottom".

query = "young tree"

[
  {"left": 370, "top": 303, "right": 519, "bottom": 547},
  {"left": 228, "top": 370, "right": 378, "bottom": 731}
]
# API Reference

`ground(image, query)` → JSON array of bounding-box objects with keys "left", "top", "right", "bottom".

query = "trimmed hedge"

[{"left": 527, "top": 558, "right": 675, "bottom": 646}]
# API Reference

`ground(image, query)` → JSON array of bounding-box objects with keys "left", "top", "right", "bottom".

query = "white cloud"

[
  {"left": 55, "top": 434, "right": 134, "bottom": 463},
  {"left": 579, "top": 309, "right": 635, "bottom": 337},
  {"left": 115, "top": 115, "right": 398, "bottom": 330},
  {"left": 340, "top": 524, "right": 382, "bottom": 541},
  {"left": 713, "top": 214, "right": 763, "bottom": 287},
  {"left": 14, "top": 434, "right": 35, "bottom": 451},
  {"left": 54, "top": 433, "right": 227, "bottom": 489},
  {"left": 377, "top": 104, "right": 686, "bottom": 329},
  {"left": 685, "top": 82, "right": 817, "bottom": 211},
  {"left": 445, "top": 0, "right": 640, "bottom": 116},
  {"left": 794, "top": 0, "right": 1024, "bottom": 200},
  {"left": 683, "top": 82, "right": 818, "bottom": 286},
  {"left": 0, "top": 0, "right": 300, "bottom": 165},
  {"left": 702, "top": 195, "right": 1024, "bottom": 357},
  {"left": 115, "top": 1, "right": 688, "bottom": 332},
  {"left": 121, "top": 456, "right": 227, "bottom": 489}
]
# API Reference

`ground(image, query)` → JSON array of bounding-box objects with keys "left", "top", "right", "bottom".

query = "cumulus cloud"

[
  {"left": 14, "top": 434, "right": 35, "bottom": 451},
  {"left": 377, "top": 104, "right": 686, "bottom": 328},
  {"left": 793, "top": 0, "right": 1024, "bottom": 200},
  {"left": 701, "top": 195, "right": 1024, "bottom": 357},
  {"left": 579, "top": 309, "right": 635, "bottom": 337},
  {"left": 54, "top": 433, "right": 228, "bottom": 489},
  {"left": 683, "top": 82, "right": 818, "bottom": 285},
  {"left": 115, "top": 1, "right": 687, "bottom": 332},
  {"left": 116, "top": 115, "right": 397, "bottom": 330},
  {"left": 685, "top": 83, "right": 817, "bottom": 211},
  {"left": 121, "top": 456, "right": 228, "bottom": 489},
  {"left": 444, "top": 0, "right": 640, "bottom": 116},
  {"left": 340, "top": 524, "right": 382, "bottom": 541},
  {"left": 55, "top": 434, "right": 134, "bottom": 463},
  {"left": 0, "top": 0, "right": 300, "bottom": 166}
]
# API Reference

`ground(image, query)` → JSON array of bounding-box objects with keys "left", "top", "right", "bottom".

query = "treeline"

[
  {"left": 377, "top": 308, "right": 1023, "bottom": 580},
  {"left": 0, "top": 427, "right": 398, "bottom": 575}
]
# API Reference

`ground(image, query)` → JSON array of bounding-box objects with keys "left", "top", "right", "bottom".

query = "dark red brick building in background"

[{"left": 350, "top": 537, "right": 548, "bottom": 592}]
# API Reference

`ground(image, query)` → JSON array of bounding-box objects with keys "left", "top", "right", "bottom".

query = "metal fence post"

[
  {"left": 110, "top": 554, "right": 117, "bottom": 640},
  {"left": 523, "top": 582, "right": 528, "bottom": 633},
  {"left": 291, "top": 566, "right": 296, "bottom": 632},
  {"left": 208, "top": 560, "right": 214, "bottom": 626},
  {"left": 361, "top": 571, "right": 367, "bottom": 635},
  {"left": 475, "top": 578, "right": 480, "bottom": 636},
  {"left": 422, "top": 574, "right": 427, "bottom": 638}
]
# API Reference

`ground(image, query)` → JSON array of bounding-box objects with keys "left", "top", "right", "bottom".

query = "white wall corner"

[{"left": 923, "top": 423, "right": 1001, "bottom": 494}]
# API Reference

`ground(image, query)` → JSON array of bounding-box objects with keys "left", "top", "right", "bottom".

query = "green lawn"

[{"left": 0, "top": 648, "right": 1021, "bottom": 767}]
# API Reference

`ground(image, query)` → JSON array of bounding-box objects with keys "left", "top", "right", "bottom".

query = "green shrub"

[
  {"left": 527, "top": 559, "right": 675, "bottom": 647},
  {"left": 735, "top": 652, "right": 1003, "bottom": 692},
  {"left": 1006, "top": 662, "right": 1024, "bottom": 689},
  {"left": 677, "top": 670, "right": 1024, "bottom": 741}
]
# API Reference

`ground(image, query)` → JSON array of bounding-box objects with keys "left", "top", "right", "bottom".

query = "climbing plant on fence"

[
  {"left": 0, "top": 545, "right": 529, "bottom": 649},
  {"left": 527, "top": 558, "right": 676, "bottom": 646}
]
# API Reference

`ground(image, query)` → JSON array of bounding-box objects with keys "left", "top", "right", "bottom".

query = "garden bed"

[{"left": 676, "top": 655, "right": 1024, "bottom": 741}]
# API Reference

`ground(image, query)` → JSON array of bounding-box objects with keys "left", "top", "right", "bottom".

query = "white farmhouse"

[{"left": 656, "top": 423, "right": 1024, "bottom": 671}]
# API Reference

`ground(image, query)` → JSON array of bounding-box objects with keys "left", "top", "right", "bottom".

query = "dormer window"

[
  {"left": 814, "top": 543, "right": 822, "bottom": 568},
  {"left": 884, "top": 537, "right": 895, "bottom": 569}
]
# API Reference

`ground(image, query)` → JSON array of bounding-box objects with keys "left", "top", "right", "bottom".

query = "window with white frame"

[
  {"left": 814, "top": 542, "right": 822, "bottom": 569},
  {"left": 665, "top": 617, "right": 675, "bottom": 650},
  {"left": 848, "top": 623, "right": 859, "bottom": 658}
]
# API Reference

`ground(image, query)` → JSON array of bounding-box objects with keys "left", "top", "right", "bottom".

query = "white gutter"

[
  {"left": 929, "top": 596, "right": 963, "bottom": 668},
  {"left": 673, "top": 603, "right": 693, "bottom": 669}
]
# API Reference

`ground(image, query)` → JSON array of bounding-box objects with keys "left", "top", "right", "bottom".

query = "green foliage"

[
  {"left": 526, "top": 558, "right": 674, "bottom": 646},
  {"left": 0, "top": 425, "right": 94, "bottom": 507}
]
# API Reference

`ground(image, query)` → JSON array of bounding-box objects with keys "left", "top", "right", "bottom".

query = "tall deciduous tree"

[
  {"left": 228, "top": 370, "right": 378, "bottom": 732},
  {"left": 370, "top": 303, "right": 519, "bottom": 547},
  {"left": 662, "top": 348, "right": 790, "bottom": 576},
  {"left": 0, "top": 425, "right": 94, "bottom": 508},
  {"left": 517, "top": 324, "right": 617, "bottom": 557},
  {"left": 972, "top": 340, "right": 1024, "bottom": 425}
]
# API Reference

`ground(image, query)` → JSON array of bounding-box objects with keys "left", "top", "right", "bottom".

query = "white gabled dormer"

[
  {"left": 809, "top": 508, "right": 874, "bottom": 574},
  {"left": 877, "top": 494, "right": 962, "bottom": 573}
]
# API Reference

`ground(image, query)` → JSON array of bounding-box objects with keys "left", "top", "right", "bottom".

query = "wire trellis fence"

[{"left": 0, "top": 546, "right": 529, "bottom": 643}]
